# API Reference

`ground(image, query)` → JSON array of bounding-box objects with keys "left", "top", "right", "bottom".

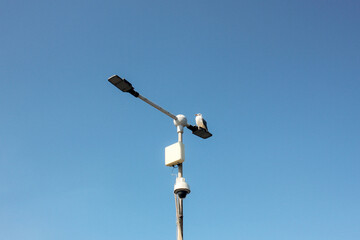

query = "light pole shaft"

[
  {"left": 177, "top": 197, "right": 184, "bottom": 240},
  {"left": 176, "top": 132, "right": 184, "bottom": 240},
  {"left": 178, "top": 132, "right": 183, "bottom": 143},
  {"left": 139, "top": 92, "right": 186, "bottom": 240},
  {"left": 138, "top": 94, "right": 177, "bottom": 120},
  {"left": 175, "top": 193, "right": 183, "bottom": 240}
]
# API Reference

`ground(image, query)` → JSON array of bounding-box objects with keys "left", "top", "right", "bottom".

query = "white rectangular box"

[{"left": 165, "top": 142, "right": 185, "bottom": 166}]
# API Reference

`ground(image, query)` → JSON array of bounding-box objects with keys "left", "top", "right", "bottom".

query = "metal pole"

[
  {"left": 136, "top": 92, "right": 187, "bottom": 240},
  {"left": 178, "top": 198, "right": 183, "bottom": 240},
  {"left": 176, "top": 131, "right": 184, "bottom": 240},
  {"left": 178, "top": 132, "right": 183, "bottom": 144},
  {"left": 138, "top": 94, "right": 177, "bottom": 120},
  {"left": 175, "top": 163, "right": 184, "bottom": 240},
  {"left": 136, "top": 95, "right": 187, "bottom": 239},
  {"left": 177, "top": 131, "right": 183, "bottom": 179},
  {"left": 137, "top": 93, "right": 187, "bottom": 240},
  {"left": 174, "top": 193, "right": 183, "bottom": 240}
]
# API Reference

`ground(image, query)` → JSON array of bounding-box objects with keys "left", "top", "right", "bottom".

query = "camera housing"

[{"left": 174, "top": 177, "right": 190, "bottom": 199}]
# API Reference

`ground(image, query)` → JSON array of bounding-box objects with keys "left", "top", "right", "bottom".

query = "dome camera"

[
  {"left": 174, "top": 177, "right": 190, "bottom": 199},
  {"left": 176, "top": 189, "right": 190, "bottom": 199}
]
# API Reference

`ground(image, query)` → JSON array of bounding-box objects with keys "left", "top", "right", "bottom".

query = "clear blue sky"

[{"left": 1, "top": 0, "right": 359, "bottom": 239}]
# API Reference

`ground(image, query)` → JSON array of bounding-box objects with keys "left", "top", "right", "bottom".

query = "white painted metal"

[
  {"left": 176, "top": 131, "right": 184, "bottom": 240},
  {"left": 173, "top": 114, "right": 188, "bottom": 134},
  {"left": 138, "top": 94, "right": 177, "bottom": 120}
]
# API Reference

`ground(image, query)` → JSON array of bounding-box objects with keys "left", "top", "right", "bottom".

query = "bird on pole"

[{"left": 195, "top": 113, "right": 208, "bottom": 131}]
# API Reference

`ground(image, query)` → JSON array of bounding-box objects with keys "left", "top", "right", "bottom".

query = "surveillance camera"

[
  {"left": 176, "top": 189, "right": 190, "bottom": 199},
  {"left": 174, "top": 177, "right": 190, "bottom": 199}
]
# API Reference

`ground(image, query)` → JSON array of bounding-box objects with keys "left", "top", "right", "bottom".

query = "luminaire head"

[
  {"left": 108, "top": 75, "right": 133, "bottom": 92},
  {"left": 186, "top": 125, "right": 212, "bottom": 139},
  {"left": 192, "top": 128, "right": 212, "bottom": 139},
  {"left": 108, "top": 75, "right": 139, "bottom": 97}
]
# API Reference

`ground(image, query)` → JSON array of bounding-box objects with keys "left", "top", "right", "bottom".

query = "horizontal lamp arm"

[
  {"left": 109, "top": 74, "right": 213, "bottom": 139},
  {"left": 108, "top": 75, "right": 177, "bottom": 120},
  {"left": 138, "top": 94, "right": 177, "bottom": 120}
]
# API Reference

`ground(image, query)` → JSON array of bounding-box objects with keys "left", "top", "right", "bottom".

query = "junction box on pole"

[{"left": 165, "top": 142, "right": 185, "bottom": 166}]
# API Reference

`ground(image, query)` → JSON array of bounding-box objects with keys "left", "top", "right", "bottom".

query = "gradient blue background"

[{"left": 1, "top": 0, "right": 359, "bottom": 239}]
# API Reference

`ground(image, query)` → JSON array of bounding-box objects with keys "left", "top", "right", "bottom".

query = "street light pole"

[
  {"left": 108, "top": 75, "right": 212, "bottom": 240},
  {"left": 176, "top": 125, "right": 184, "bottom": 240}
]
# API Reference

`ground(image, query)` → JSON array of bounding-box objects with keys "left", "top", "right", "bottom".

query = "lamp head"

[
  {"left": 108, "top": 75, "right": 134, "bottom": 92},
  {"left": 108, "top": 75, "right": 139, "bottom": 97}
]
